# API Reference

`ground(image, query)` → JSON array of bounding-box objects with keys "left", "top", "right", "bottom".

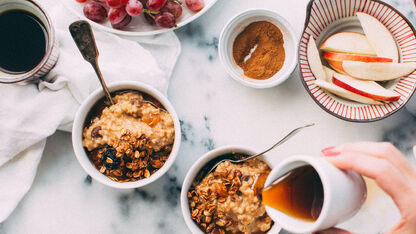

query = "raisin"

[
  {"left": 91, "top": 126, "right": 102, "bottom": 138},
  {"left": 101, "top": 146, "right": 121, "bottom": 170},
  {"left": 241, "top": 175, "right": 250, "bottom": 181}
]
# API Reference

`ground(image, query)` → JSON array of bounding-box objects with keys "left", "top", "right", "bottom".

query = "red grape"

[
  {"left": 155, "top": 12, "right": 176, "bottom": 28},
  {"left": 147, "top": 0, "right": 167, "bottom": 11},
  {"left": 125, "top": 0, "right": 143, "bottom": 17},
  {"left": 106, "top": 0, "right": 128, "bottom": 9},
  {"left": 161, "top": 1, "right": 182, "bottom": 19},
  {"left": 109, "top": 7, "right": 128, "bottom": 24},
  {"left": 185, "top": 0, "right": 203, "bottom": 12},
  {"left": 93, "top": 0, "right": 107, "bottom": 2},
  {"left": 112, "top": 14, "right": 132, "bottom": 29},
  {"left": 76, "top": 0, "right": 88, "bottom": 3},
  {"left": 83, "top": 2, "right": 107, "bottom": 23}
]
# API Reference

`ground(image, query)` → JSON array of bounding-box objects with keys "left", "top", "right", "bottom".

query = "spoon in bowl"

[
  {"left": 69, "top": 20, "right": 115, "bottom": 105},
  {"left": 193, "top": 123, "right": 315, "bottom": 185}
]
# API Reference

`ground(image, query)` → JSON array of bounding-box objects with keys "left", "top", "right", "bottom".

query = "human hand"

[{"left": 317, "top": 142, "right": 416, "bottom": 234}]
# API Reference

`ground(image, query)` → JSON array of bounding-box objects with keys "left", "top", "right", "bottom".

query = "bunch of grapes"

[{"left": 77, "top": 0, "right": 204, "bottom": 29}]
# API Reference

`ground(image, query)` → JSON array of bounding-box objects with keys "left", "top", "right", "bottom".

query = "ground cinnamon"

[{"left": 233, "top": 21, "right": 285, "bottom": 80}]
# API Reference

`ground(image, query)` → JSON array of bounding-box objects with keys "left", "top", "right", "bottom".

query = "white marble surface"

[{"left": 2, "top": 0, "right": 416, "bottom": 233}]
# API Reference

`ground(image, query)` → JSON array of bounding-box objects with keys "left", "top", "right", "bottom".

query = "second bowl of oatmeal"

[
  {"left": 72, "top": 81, "right": 181, "bottom": 189},
  {"left": 180, "top": 145, "right": 281, "bottom": 234}
]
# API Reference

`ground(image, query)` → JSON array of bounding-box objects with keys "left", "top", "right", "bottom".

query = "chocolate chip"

[{"left": 91, "top": 126, "right": 102, "bottom": 138}]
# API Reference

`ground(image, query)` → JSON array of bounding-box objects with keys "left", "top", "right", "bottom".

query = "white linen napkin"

[{"left": 0, "top": 2, "right": 181, "bottom": 222}]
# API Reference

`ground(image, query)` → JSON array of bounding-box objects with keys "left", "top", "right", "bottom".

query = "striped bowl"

[{"left": 299, "top": 0, "right": 416, "bottom": 122}]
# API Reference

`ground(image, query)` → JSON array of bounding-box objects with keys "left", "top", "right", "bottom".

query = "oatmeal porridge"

[
  {"left": 188, "top": 157, "right": 273, "bottom": 234},
  {"left": 82, "top": 91, "right": 175, "bottom": 182}
]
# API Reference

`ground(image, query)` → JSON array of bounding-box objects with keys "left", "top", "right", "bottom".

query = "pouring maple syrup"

[{"left": 262, "top": 165, "right": 324, "bottom": 222}]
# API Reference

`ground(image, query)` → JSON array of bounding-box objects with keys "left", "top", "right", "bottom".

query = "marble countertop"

[{"left": 2, "top": 0, "right": 416, "bottom": 233}]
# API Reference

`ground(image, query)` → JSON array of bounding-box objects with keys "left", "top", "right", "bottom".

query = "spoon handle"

[
  {"left": 203, "top": 123, "right": 315, "bottom": 178},
  {"left": 69, "top": 20, "right": 115, "bottom": 105},
  {"left": 241, "top": 123, "right": 315, "bottom": 162}
]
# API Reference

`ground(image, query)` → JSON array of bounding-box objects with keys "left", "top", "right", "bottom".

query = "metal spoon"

[
  {"left": 193, "top": 123, "right": 315, "bottom": 185},
  {"left": 69, "top": 20, "right": 115, "bottom": 105}
]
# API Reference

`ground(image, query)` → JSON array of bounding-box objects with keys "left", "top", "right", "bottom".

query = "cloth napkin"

[{"left": 0, "top": 1, "right": 181, "bottom": 222}]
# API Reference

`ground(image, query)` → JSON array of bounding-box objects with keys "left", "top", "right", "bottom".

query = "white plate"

[{"left": 61, "top": 0, "right": 218, "bottom": 36}]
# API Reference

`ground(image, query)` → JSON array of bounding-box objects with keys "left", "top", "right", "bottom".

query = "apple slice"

[
  {"left": 320, "top": 32, "right": 376, "bottom": 56},
  {"left": 356, "top": 12, "right": 399, "bottom": 63},
  {"left": 323, "top": 66, "right": 336, "bottom": 81},
  {"left": 323, "top": 52, "right": 392, "bottom": 63},
  {"left": 343, "top": 61, "right": 416, "bottom": 81},
  {"left": 307, "top": 37, "right": 328, "bottom": 81},
  {"left": 327, "top": 60, "right": 346, "bottom": 73},
  {"left": 332, "top": 73, "right": 400, "bottom": 102},
  {"left": 315, "top": 79, "right": 382, "bottom": 105}
]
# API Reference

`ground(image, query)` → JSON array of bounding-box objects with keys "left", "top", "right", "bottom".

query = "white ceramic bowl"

[
  {"left": 219, "top": 9, "right": 298, "bottom": 89},
  {"left": 180, "top": 145, "right": 281, "bottom": 234},
  {"left": 72, "top": 81, "right": 181, "bottom": 189}
]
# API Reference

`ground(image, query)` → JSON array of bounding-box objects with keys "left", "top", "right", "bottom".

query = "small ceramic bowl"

[
  {"left": 219, "top": 9, "right": 298, "bottom": 89},
  {"left": 180, "top": 145, "right": 281, "bottom": 234},
  {"left": 299, "top": 0, "right": 416, "bottom": 122},
  {"left": 72, "top": 81, "right": 181, "bottom": 189}
]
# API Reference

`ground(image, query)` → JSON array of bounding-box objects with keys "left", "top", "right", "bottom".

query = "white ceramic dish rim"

[
  {"left": 72, "top": 81, "right": 181, "bottom": 189},
  {"left": 180, "top": 145, "right": 281, "bottom": 234},
  {"left": 61, "top": 0, "right": 218, "bottom": 36},
  {"left": 218, "top": 8, "right": 299, "bottom": 89}
]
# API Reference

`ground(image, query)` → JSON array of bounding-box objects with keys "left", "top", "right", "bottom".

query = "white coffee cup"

[
  {"left": 264, "top": 155, "right": 367, "bottom": 234},
  {"left": 0, "top": 0, "right": 59, "bottom": 83}
]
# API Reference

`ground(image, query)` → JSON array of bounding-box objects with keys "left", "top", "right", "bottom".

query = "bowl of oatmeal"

[
  {"left": 180, "top": 145, "right": 281, "bottom": 234},
  {"left": 72, "top": 81, "right": 181, "bottom": 189}
]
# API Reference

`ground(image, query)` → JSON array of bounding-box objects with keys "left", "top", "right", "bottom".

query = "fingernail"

[{"left": 322, "top": 146, "right": 340, "bottom": 157}]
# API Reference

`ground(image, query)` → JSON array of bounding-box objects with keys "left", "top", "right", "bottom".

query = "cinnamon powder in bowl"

[
  {"left": 233, "top": 21, "right": 285, "bottom": 80},
  {"left": 219, "top": 9, "right": 298, "bottom": 89}
]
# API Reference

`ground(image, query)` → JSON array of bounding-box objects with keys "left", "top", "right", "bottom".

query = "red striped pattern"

[
  {"left": 300, "top": 0, "right": 416, "bottom": 121},
  {"left": 30, "top": 37, "right": 60, "bottom": 80}
]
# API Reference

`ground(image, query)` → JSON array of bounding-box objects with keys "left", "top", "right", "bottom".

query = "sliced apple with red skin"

[
  {"left": 307, "top": 37, "right": 328, "bottom": 81},
  {"left": 323, "top": 52, "right": 393, "bottom": 63},
  {"left": 315, "top": 79, "right": 382, "bottom": 105},
  {"left": 332, "top": 73, "right": 400, "bottom": 102},
  {"left": 320, "top": 32, "right": 376, "bottom": 56},
  {"left": 327, "top": 60, "right": 346, "bottom": 73},
  {"left": 356, "top": 12, "right": 399, "bottom": 63},
  {"left": 342, "top": 61, "right": 416, "bottom": 81}
]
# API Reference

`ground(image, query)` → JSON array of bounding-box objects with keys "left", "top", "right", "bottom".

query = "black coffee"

[{"left": 0, "top": 10, "right": 47, "bottom": 74}]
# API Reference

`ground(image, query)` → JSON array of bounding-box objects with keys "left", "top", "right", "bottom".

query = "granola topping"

[{"left": 188, "top": 158, "right": 273, "bottom": 234}]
